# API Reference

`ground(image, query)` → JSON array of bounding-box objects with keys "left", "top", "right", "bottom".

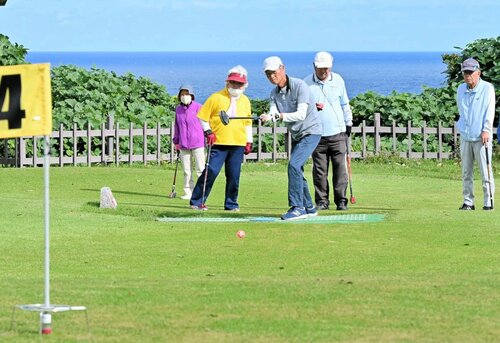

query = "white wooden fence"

[{"left": 1, "top": 113, "right": 497, "bottom": 167}]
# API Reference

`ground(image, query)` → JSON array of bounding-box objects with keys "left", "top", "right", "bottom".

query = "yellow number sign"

[{"left": 0, "top": 63, "right": 52, "bottom": 139}]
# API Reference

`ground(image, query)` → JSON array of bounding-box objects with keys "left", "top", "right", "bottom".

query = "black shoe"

[
  {"left": 459, "top": 204, "right": 475, "bottom": 210},
  {"left": 483, "top": 206, "right": 494, "bottom": 211},
  {"left": 317, "top": 202, "right": 329, "bottom": 210},
  {"left": 336, "top": 201, "right": 348, "bottom": 211}
]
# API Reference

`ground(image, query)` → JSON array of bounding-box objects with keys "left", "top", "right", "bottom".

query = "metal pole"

[
  {"left": 42, "top": 135, "right": 52, "bottom": 334},
  {"left": 44, "top": 135, "right": 50, "bottom": 308}
]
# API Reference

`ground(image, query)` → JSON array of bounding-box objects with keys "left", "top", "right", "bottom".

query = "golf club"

[
  {"left": 485, "top": 143, "right": 494, "bottom": 209},
  {"left": 345, "top": 135, "right": 356, "bottom": 204},
  {"left": 168, "top": 152, "right": 180, "bottom": 198},
  {"left": 200, "top": 144, "right": 212, "bottom": 209},
  {"left": 219, "top": 110, "right": 259, "bottom": 126}
]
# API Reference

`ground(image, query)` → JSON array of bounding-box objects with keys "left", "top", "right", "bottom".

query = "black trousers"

[{"left": 311, "top": 133, "right": 348, "bottom": 207}]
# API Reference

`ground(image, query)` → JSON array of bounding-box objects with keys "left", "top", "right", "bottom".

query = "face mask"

[
  {"left": 228, "top": 87, "right": 243, "bottom": 97},
  {"left": 180, "top": 95, "right": 192, "bottom": 105}
]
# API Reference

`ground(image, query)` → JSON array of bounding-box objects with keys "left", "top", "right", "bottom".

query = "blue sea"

[{"left": 26, "top": 51, "right": 448, "bottom": 103}]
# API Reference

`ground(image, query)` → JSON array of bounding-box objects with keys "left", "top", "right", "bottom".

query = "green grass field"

[{"left": 1, "top": 159, "right": 499, "bottom": 342}]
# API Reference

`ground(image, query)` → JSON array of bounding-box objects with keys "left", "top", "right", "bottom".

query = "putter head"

[
  {"left": 168, "top": 190, "right": 177, "bottom": 198},
  {"left": 219, "top": 110, "right": 230, "bottom": 125},
  {"left": 350, "top": 196, "right": 356, "bottom": 204}
]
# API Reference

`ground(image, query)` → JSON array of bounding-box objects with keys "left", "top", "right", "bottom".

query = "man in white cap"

[
  {"left": 260, "top": 56, "right": 322, "bottom": 220},
  {"left": 456, "top": 57, "right": 495, "bottom": 210},
  {"left": 304, "top": 51, "right": 353, "bottom": 211},
  {"left": 189, "top": 65, "right": 253, "bottom": 211}
]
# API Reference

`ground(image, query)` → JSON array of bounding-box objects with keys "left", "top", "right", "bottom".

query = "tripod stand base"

[{"left": 10, "top": 304, "right": 90, "bottom": 335}]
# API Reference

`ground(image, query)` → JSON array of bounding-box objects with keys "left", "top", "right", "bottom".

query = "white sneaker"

[{"left": 181, "top": 194, "right": 191, "bottom": 200}]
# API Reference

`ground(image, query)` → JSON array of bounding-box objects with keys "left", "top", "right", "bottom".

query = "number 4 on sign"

[
  {"left": 0, "top": 74, "right": 26, "bottom": 129},
  {"left": 0, "top": 63, "right": 52, "bottom": 139}
]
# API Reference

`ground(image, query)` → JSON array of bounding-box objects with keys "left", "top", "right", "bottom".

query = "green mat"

[{"left": 157, "top": 214, "right": 384, "bottom": 224}]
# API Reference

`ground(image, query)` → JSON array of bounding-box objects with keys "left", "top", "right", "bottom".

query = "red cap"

[{"left": 226, "top": 72, "right": 247, "bottom": 83}]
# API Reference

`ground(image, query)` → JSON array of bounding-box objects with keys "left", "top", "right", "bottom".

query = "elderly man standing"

[
  {"left": 260, "top": 56, "right": 322, "bottom": 220},
  {"left": 456, "top": 58, "right": 496, "bottom": 210},
  {"left": 304, "top": 51, "right": 353, "bottom": 211},
  {"left": 189, "top": 65, "right": 253, "bottom": 211}
]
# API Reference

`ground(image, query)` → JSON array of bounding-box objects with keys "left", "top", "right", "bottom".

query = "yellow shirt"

[{"left": 197, "top": 88, "right": 252, "bottom": 146}]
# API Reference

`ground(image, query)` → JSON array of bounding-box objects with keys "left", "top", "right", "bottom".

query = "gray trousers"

[
  {"left": 460, "top": 139, "right": 495, "bottom": 207},
  {"left": 311, "top": 133, "right": 348, "bottom": 206}
]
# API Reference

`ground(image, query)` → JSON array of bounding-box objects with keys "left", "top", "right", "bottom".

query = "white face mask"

[
  {"left": 228, "top": 87, "right": 243, "bottom": 97},
  {"left": 180, "top": 95, "right": 192, "bottom": 105}
]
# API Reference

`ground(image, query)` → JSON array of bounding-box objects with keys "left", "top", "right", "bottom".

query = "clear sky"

[{"left": 1, "top": 0, "right": 498, "bottom": 52}]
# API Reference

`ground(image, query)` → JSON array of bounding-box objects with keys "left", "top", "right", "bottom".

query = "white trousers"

[
  {"left": 460, "top": 140, "right": 495, "bottom": 207},
  {"left": 180, "top": 147, "right": 206, "bottom": 197}
]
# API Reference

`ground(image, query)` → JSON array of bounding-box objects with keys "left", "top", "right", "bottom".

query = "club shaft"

[
  {"left": 485, "top": 145, "right": 494, "bottom": 208},
  {"left": 201, "top": 145, "right": 212, "bottom": 206},
  {"left": 345, "top": 136, "right": 354, "bottom": 198},
  {"left": 228, "top": 116, "right": 260, "bottom": 120}
]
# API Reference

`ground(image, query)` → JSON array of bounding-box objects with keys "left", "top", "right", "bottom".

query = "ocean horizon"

[{"left": 26, "top": 51, "right": 449, "bottom": 103}]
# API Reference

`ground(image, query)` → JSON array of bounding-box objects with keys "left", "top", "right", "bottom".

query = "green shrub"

[{"left": 0, "top": 34, "right": 28, "bottom": 66}]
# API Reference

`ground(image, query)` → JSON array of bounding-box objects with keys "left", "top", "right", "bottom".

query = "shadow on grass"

[
  {"left": 81, "top": 188, "right": 166, "bottom": 199},
  {"left": 82, "top": 187, "right": 401, "bottom": 218}
]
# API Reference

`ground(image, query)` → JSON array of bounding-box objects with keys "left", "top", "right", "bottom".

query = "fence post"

[
  {"left": 438, "top": 122, "right": 443, "bottom": 161},
  {"left": 407, "top": 121, "right": 412, "bottom": 159},
  {"left": 115, "top": 122, "right": 120, "bottom": 166},
  {"left": 107, "top": 114, "right": 114, "bottom": 158},
  {"left": 170, "top": 123, "right": 174, "bottom": 163},
  {"left": 19, "top": 138, "right": 26, "bottom": 167},
  {"left": 374, "top": 113, "right": 381, "bottom": 155},
  {"left": 257, "top": 121, "right": 262, "bottom": 162},
  {"left": 156, "top": 122, "right": 161, "bottom": 164},
  {"left": 143, "top": 122, "right": 147, "bottom": 165},
  {"left": 15, "top": 138, "right": 19, "bottom": 167},
  {"left": 362, "top": 120, "right": 366, "bottom": 158},
  {"left": 73, "top": 123, "right": 77, "bottom": 166},
  {"left": 59, "top": 123, "right": 64, "bottom": 167},
  {"left": 129, "top": 123, "right": 133, "bottom": 165},
  {"left": 32, "top": 136, "right": 37, "bottom": 166},
  {"left": 453, "top": 122, "right": 458, "bottom": 159},
  {"left": 422, "top": 121, "right": 427, "bottom": 159},
  {"left": 101, "top": 122, "right": 106, "bottom": 164},
  {"left": 392, "top": 120, "right": 397, "bottom": 153},
  {"left": 87, "top": 122, "right": 91, "bottom": 166},
  {"left": 273, "top": 122, "right": 278, "bottom": 163}
]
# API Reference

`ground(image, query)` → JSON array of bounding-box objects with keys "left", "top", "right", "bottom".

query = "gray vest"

[{"left": 270, "top": 76, "right": 322, "bottom": 141}]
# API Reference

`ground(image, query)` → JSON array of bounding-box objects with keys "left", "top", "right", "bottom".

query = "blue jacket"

[{"left": 456, "top": 79, "right": 496, "bottom": 142}]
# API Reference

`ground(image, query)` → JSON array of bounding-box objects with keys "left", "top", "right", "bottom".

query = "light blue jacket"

[
  {"left": 304, "top": 72, "right": 352, "bottom": 136},
  {"left": 456, "top": 79, "right": 495, "bottom": 142}
]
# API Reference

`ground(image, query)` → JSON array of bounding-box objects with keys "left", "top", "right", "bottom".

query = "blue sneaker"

[
  {"left": 281, "top": 207, "right": 308, "bottom": 220},
  {"left": 306, "top": 206, "right": 318, "bottom": 217}
]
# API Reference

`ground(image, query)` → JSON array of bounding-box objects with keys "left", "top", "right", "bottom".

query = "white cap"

[
  {"left": 263, "top": 56, "right": 283, "bottom": 71},
  {"left": 314, "top": 51, "right": 333, "bottom": 68}
]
